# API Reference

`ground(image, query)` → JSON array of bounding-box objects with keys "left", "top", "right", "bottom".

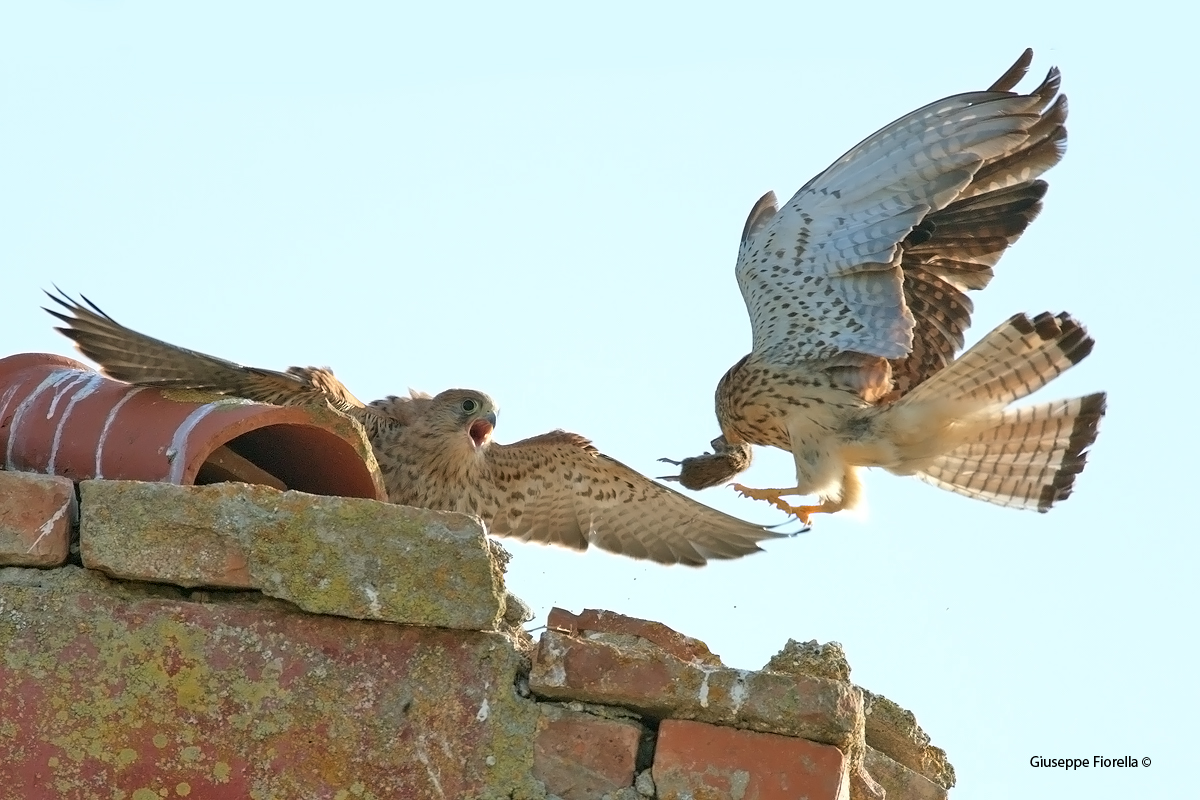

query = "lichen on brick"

[
  {"left": 861, "top": 689, "right": 956, "bottom": 789},
  {"left": 763, "top": 638, "right": 852, "bottom": 683},
  {"left": 0, "top": 565, "right": 545, "bottom": 799}
]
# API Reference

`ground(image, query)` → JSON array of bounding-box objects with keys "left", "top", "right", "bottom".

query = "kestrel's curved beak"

[{"left": 469, "top": 412, "right": 497, "bottom": 448}]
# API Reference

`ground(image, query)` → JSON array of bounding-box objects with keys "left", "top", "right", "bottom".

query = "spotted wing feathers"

[
  {"left": 890, "top": 178, "right": 1056, "bottom": 396},
  {"left": 485, "top": 431, "right": 782, "bottom": 566},
  {"left": 45, "top": 290, "right": 367, "bottom": 412},
  {"left": 737, "top": 52, "right": 1065, "bottom": 370}
]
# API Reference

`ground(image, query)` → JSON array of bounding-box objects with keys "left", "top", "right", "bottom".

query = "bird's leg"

[
  {"left": 730, "top": 485, "right": 841, "bottom": 525},
  {"left": 789, "top": 497, "right": 847, "bottom": 526},
  {"left": 731, "top": 484, "right": 808, "bottom": 517},
  {"left": 732, "top": 468, "right": 860, "bottom": 525}
]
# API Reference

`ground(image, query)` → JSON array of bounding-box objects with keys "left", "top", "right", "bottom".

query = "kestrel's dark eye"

[{"left": 461, "top": 399, "right": 479, "bottom": 414}]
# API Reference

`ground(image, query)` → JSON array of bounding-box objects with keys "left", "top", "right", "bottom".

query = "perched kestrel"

[
  {"left": 46, "top": 291, "right": 785, "bottom": 566},
  {"left": 660, "top": 50, "right": 1106, "bottom": 523}
]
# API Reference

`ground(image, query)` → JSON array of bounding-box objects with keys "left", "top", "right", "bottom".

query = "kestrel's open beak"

[{"left": 469, "top": 412, "right": 497, "bottom": 448}]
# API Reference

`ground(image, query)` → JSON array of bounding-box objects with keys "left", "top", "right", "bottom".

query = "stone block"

[
  {"left": 0, "top": 565, "right": 542, "bottom": 800},
  {"left": 547, "top": 607, "right": 723, "bottom": 666},
  {"left": 635, "top": 767, "right": 656, "bottom": 796},
  {"left": 531, "top": 629, "right": 861, "bottom": 749},
  {"left": 861, "top": 690, "right": 955, "bottom": 789},
  {"left": 851, "top": 760, "right": 886, "bottom": 800},
  {"left": 79, "top": 480, "right": 507, "bottom": 631},
  {"left": 534, "top": 703, "right": 645, "bottom": 800},
  {"left": 864, "top": 746, "right": 948, "bottom": 800},
  {"left": 653, "top": 719, "right": 848, "bottom": 800},
  {"left": 0, "top": 470, "right": 75, "bottom": 567},
  {"left": 763, "top": 638, "right": 851, "bottom": 683}
]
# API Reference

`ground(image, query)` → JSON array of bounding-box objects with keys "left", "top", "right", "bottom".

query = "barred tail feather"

[
  {"left": 891, "top": 311, "right": 1104, "bottom": 511},
  {"left": 915, "top": 392, "right": 1105, "bottom": 511},
  {"left": 899, "top": 311, "right": 1093, "bottom": 409}
]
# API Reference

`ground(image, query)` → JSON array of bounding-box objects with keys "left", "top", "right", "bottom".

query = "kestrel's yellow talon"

[
  {"left": 793, "top": 506, "right": 820, "bottom": 525},
  {"left": 731, "top": 484, "right": 838, "bottom": 525},
  {"left": 730, "top": 482, "right": 773, "bottom": 502},
  {"left": 731, "top": 483, "right": 804, "bottom": 518}
]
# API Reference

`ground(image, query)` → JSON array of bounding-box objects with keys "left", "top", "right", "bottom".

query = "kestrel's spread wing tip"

[
  {"left": 484, "top": 431, "right": 787, "bottom": 566},
  {"left": 43, "top": 289, "right": 369, "bottom": 412},
  {"left": 736, "top": 50, "right": 1069, "bottom": 372},
  {"left": 987, "top": 48, "right": 1034, "bottom": 92}
]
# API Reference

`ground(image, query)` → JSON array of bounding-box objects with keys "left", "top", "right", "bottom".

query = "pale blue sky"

[{"left": 4, "top": 3, "right": 1195, "bottom": 798}]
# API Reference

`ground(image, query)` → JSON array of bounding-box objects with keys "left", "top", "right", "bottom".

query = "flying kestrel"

[
  {"left": 46, "top": 291, "right": 785, "bottom": 566},
  {"left": 660, "top": 50, "right": 1106, "bottom": 523}
]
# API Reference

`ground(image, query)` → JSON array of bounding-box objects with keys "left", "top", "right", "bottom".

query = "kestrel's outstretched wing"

[
  {"left": 888, "top": 51, "right": 1065, "bottom": 395},
  {"left": 45, "top": 290, "right": 369, "bottom": 414},
  {"left": 485, "top": 431, "right": 782, "bottom": 566},
  {"left": 738, "top": 49, "right": 1064, "bottom": 384}
]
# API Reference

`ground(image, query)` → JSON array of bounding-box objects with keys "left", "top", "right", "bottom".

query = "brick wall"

[{"left": 0, "top": 471, "right": 955, "bottom": 799}]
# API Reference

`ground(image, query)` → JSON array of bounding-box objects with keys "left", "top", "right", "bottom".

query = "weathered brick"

[
  {"left": 861, "top": 690, "right": 955, "bottom": 789},
  {"left": 534, "top": 704, "right": 645, "bottom": 799},
  {"left": 0, "top": 565, "right": 543, "bottom": 800},
  {"left": 0, "top": 471, "right": 75, "bottom": 567},
  {"left": 852, "top": 760, "right": 886, "bottom": 800},
  {"left": 531, "top": 629, "right": 861, "bottom": 748},
  {"left": 653, "top": 719, "right": 848, "bottom": 800},
  {"left": 864, "top": 746, "right": 948, "bottom": 800},
  {"left": 79, "top": 480, "right": 507, "bottom": 631},
  {"left": 547, "top": 607, "right": 722, "bottom": 666}
]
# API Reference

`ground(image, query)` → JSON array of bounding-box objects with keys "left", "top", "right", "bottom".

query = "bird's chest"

[
  {"left": 375, "top": 440, "right": 496, "bottom": 518},
  {"left": 715, "top": 361, "right": 858, "bottom": 450}
]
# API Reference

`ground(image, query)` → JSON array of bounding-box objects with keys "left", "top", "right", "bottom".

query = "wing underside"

[
  {"left": 736, "top": 50, "right": 1066, "bottom": 390},
  {"left": 486, "top": 431, "right": 783, "bottom": 566}
]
